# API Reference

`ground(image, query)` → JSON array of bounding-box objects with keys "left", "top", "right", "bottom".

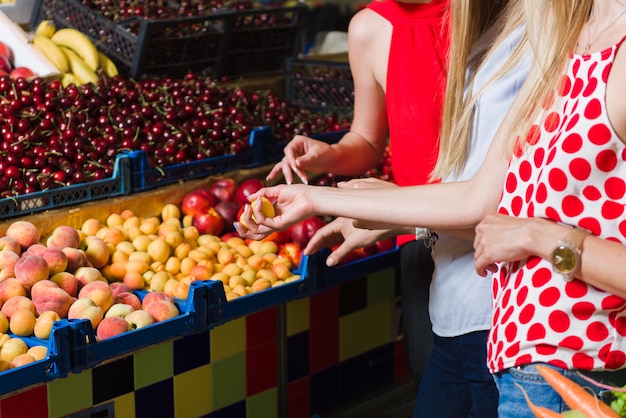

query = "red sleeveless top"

[{"left": 366, "top": 0, "right": 449, "bottom": 244}]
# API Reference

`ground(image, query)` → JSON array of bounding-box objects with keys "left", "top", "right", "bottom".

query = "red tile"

[
  {"left": 310, "top": 287, "right": 339, "bottom": 326},
  {"left": 310, "top": 320, "right": 338, "bottom": 373},
  {"left": 246, "top": 340, "right": 277, "bottom": 396},
  {"left": 246, "top": 307, "right": 277, "bottom": 348},
  {"left": 394, "top": 339, "right": 412, "bottom": 381},
  {"left": 287, "top": 377, "right": 311, "bottom": 418},
  {"left": 0, "top": 384, "right": 48, "bottom": 418}
]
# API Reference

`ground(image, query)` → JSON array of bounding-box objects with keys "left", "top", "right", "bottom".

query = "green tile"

[
  {"left": 338, "top": 309, "right": 369, "bottom": 361},
  {"left": 173, "top": 364, "right": 212, "bottom": 418},
  {"left": 286, "top": 298, "right": 309, "bottom": 336},
  {"left": 134, "top": 342, "right": 174, "bottom": 390},
  {"left": 367, "top": 268, "right": 396, "bottom": 306},
  {"left": 212, "top": 352, "right": 246, "bottom": 410},
  {"left": 211, "top": 318, "right": 246, "bottom": 361},
  {"left": 367, "top": 301, "right": 392, "bottom": 349},
  {"left": 246, "top": 388, "right": 278, "bottom": 418},
  {"left": 47, "top": 370, "right": 93, "bottom": 418}
]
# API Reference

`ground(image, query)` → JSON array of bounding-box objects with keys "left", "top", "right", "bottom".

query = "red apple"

[
  {"left": 209, "top": 178, "right": 237, "bottom": 203},
  {"left": 9, "top": 67, "right": 35, "bottom": 80},
  {"left": 214, "top": 201, "right": 240, "bottom": 232},
  {"left": 288, "top": 217, "right": 326, "bottom": 248},
  {"left": 181, "top": 188, "right": 216, "bottom": 216},
  {"left": 0, "top": 56, "right": 12, "bottom": 74},
  {"left": 192, "top": 207, "right": 225, "bottom": 236},
  {"left": 0, "top": 41, "right": 12, "bottom": 61},
  {"left": 278, "top": 242, "right": 303, "bottom": 268},
  {"left": 235, "top": 178, "right": 264, "bottom": 206}
]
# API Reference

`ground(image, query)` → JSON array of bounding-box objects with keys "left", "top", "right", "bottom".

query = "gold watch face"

[{"left": 552, "top": 245, "right": 578, "bottom": 274}]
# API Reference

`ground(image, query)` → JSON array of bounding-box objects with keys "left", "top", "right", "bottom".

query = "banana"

[
  {"left": 97, "top": 51, "right": 119, "bottom": 78},
  {"left": 61, "top": 72, "right": 78, "bottom": 88},
  {"left": 59, "top": 46, "right": 99, "bottom": 85},
  {"left": 34, "top": 20, "right": 56, "bottom": 38},
  {"left": 32, "top": 34, "right": 70, "bottom": 73},
  {"left": 51, "top": 28, "right": 100, "bottom": 72}
]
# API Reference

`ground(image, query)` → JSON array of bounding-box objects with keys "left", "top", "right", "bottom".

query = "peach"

[
  {"left": 9, "top": 308, "right": 36, "bottom": 336},
  {"left": 0, "top": 338, "right": 28, "bottom": 363},
  {"left": 113, "top": 291, "right": 141, "bottom": 311},
  {"left": 62, "top": 247, "right": 89, "bottom": 272},
  {"left": 46, "top": 225, "right": 80, "bottom": 249},
  {"left": 104, "top": 303, "right": 135, "bottom": 319},
  {"left": 14, "top": 254, "right": 49, "bottom": 290},
  {"left": 12, "top": 353, "right": 35, "bottom": 367},
  {"left": 33, "top": 286, "right": 73, "bottom": 318},
  {"left": 27, "top": 345, "right": 48, "bottom": 361},
  {"left": 0, "top": 249, "right": 20, "bottom": 282},
  {"left": 96, "top": 226, "right": 125, "bottom": 246},
  {"left": 29, "top": 280, "right": 59, "bottom": 303},
  {"left": 147, "top": 237, "right": 170, "bottom": 263},
  {"left": 115, "top": 241, "right": 135, "bottom": 256},
  {"left": 109, "top": 282, "right": 133, "bottom": 297},
  {"left": 0, "top": 312, "right": 8, "bottom": 333},
  {"left": 97, "top": 316, "right": 131, "bottom": 340},
  {"left": 101, "top": 262, "right": 127, "bottom": 282},
  {"left": 34, "top": 310, "right": 61, "bottom": 339},
  {"left": 123, "top": 270, "right": 145, "bottom": 290},
  {"left": 5, "top": 221, "right": 41, "bottom": 250},
  {"left": 106, "top": 213, "right": 124, "bottom": 229},
  {"left": 164, "top": 280, "right": 189, "bottom": 300},
  {"left": 81, "top": 235, "right": 110, "bottom": 269},
  {"left": 128, "top": 251, "right": 151, "bottom": 265},
  {"left": 189, "top": 265, "right": 213, "bottom": 281},
  {"left": 125, "top": 309, "right": 154, "bottom": 329},
  {"left": 0, "top": 236, "right": 21, "bottom": 255},
  {"left": 25, "top": 243, "right": 47, "bottom": 256},
  {"left": 145, "top": 299, "right": 180, "bottom": 322},
  {"left": 49, "top": 272, "right": 79, "bottom": 297},
  {"left": 67, "top": 298, "right": 103, "bottom": 330},
  {"left": 78, "top": 280, "right": 114, "bottom": 312},
  {"left": 161, "top": 203, "right": 181, "bottom": 222},
  {"left": 74, "top": 266, "right": 105, "bottom": 288},
  {"left": 1, "top": 295, "right": 35, "bottom": 318},
  {"left": 0, "top": 278, "right": 26, "bottom": 304},
  {"left": 80, "top": 218, "right": 101, "bottom": 236},
  {"left": 40, "top": 247, "right": 68, "bottom": 275},
  {"left": 141, "top": 291, "right": 174, "bottom": 309}
]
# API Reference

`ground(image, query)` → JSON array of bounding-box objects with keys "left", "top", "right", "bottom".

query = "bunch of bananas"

[{"left": 31, "top": 20, "right": 119, "bottom": 86}]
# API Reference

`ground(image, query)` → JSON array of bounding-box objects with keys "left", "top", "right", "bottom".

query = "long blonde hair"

[
  {"left": 433, "top": 0, "right": 527, "bottom": 180},
  {"left": 502, "top": 0, "right": 592, "bottom": 154}
]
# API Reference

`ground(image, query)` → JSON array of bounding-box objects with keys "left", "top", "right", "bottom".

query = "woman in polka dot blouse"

[{"left": 236, "top": 0, "right": 626, "bottom": 414}]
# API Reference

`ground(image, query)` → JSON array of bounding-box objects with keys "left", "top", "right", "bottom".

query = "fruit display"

[{"left": 31, "top": 20, "right": 118, "bottom": 86}]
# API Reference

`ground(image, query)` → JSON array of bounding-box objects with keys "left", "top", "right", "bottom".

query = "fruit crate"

[
  {"left": 206, "top": 254, "right": 313, "bottom": 325},
  {"left": 126, "top": 126, "right": 272, "bottom": 193},
  {"left": 285, "top": 56, "right": 354, "bottom": 115},
  {"left": 69, "top": 281, "right": 210, "bottom": 372},
  {"left": 0, "top": 319, "right": 76, "bottom": 397},
  {"left": 0, "top": 0, "right": 36, "bottom": 26},
  {"left": 310, "top": 246, "right": 401, "bottom": 294},
  {"left": 0, "top": 153, "right": 130, "bottom": 221},
  {"left": 253, "top": 128, "right": 348, "bottom": 167},
  {"left": 30, "top": 0, "right": 308, "bottom": 79}
]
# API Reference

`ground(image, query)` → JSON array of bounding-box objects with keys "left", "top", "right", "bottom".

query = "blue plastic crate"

[
  {"left": 0, "top": 153, "right": 130, "bottom": 221},
  {"left": 70, "top": 281, "right": 209, "bottom": 372},
  {"left": 0, "top": 319, "right": 76, "bottom": 397},
  {"left": 310, "top": 246, "right": 401, "bottom": 293},
  {"left": 252, "top": 128, "right": 348, "bottom": 167},
  {"left": 207, "top": 254, "right": 313, "bottom": 326},
  {"left": 125, "top": 127, "right": 275, "bottom": 193}
]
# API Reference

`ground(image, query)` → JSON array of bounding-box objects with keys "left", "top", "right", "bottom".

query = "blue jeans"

[
  {"left": 413, "top": 331, "right": 498, "bottom": 418},
  {"left": 494, "top": 363, "right": 626, "bottom": 417}
]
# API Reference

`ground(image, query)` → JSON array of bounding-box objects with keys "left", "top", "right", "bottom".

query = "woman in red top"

[{"left": 267, "top": 0, "right": 450, "bottom": 389}]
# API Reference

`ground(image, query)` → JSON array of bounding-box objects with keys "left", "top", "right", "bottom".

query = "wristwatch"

[{"left": 551, "top": 227, "right": 590, "bottom": 280}]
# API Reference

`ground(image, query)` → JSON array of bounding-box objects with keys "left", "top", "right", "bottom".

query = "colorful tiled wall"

[{"left": 0, "top": 267, "right": 409, "bottom": 418}]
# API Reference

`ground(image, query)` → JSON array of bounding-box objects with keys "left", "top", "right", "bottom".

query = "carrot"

[
  {"left": 516, "top": 382, "right": 565, "bottom": 417},
  {"left": 536, "top": 365, "right": 619, "bottom": 418}
]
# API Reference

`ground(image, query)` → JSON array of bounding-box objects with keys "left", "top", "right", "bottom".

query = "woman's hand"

[
  {"left": 234, "top": 184, "right": 316, "bottom": 240},
  {"left": 266, "top": 136, "right": 334, "bottom": 185},
  {"left": 473, "top": 213, "right": 547, "bottom": 276}
]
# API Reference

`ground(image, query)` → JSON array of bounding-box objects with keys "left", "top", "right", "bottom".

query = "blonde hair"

[
  {"left": 502, "top": 0, "right": 591, "bottom": 154},
  {"left": 434, "top": 0, "right": 527, "bottom": 180}
]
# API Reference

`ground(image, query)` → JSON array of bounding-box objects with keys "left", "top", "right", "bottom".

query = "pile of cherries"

[{"left": 0, "top": 73, "right": 350, "bottom": 198}]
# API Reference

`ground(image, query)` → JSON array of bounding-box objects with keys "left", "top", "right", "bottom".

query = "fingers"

[
  {"left": 325, "top": 242, "right": 354, "bottom": 267},
  {"left": 304, "top": 223, "right": 343, "bottom": 255}
]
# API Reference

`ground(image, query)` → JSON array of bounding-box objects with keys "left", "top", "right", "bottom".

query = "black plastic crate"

[
  {"left": 31, "top": 0, "right": 308, "bottom": 79},
  {"left": 285, "top": 57, "right": 354, "bottom": 115}
]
